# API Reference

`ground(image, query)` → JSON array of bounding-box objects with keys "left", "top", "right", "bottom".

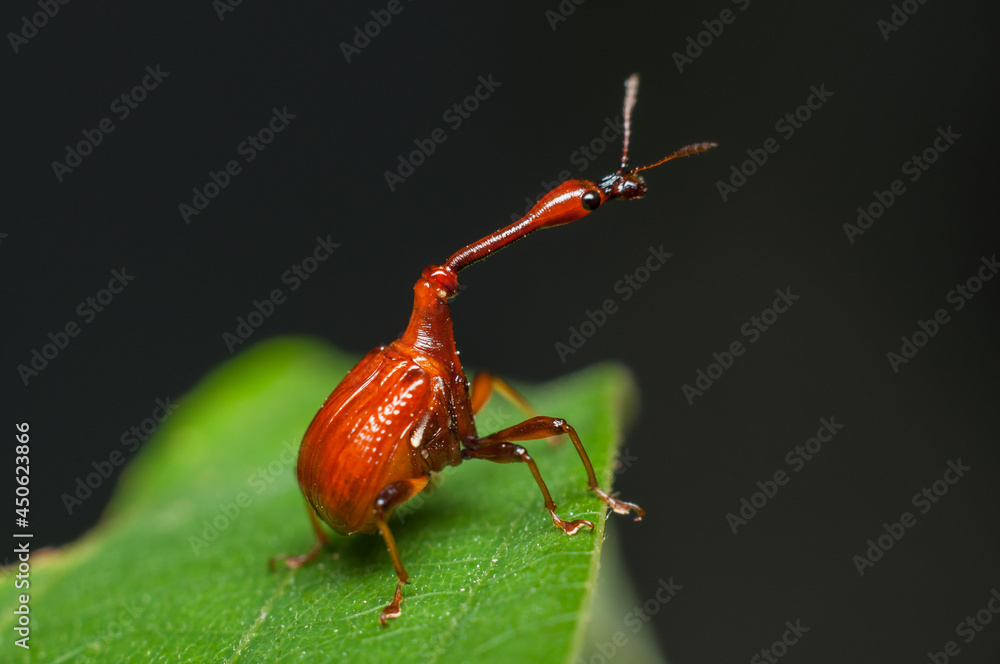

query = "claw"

[
  {"left": 594, "top": 487, "right": 645, "bottom": 521},
  {"left": 268, "top": 552, "right": 312, "bottom": 571},
  {"left": 268, "top": 538, "right": 325, "bottom": 571},
  {"left": 379, "top": 581, "right": 405, "bottom": 626},
  {"left": 549, "top": 508, "right": 595, "bottom": 535}
]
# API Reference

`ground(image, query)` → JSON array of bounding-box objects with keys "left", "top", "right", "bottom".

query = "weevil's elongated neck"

[
  {"left": 443, "top": 180, "right": 596, "bottom": 274},
  {"left": 397, "top": 266, "right": 460, "bottom": 363}
]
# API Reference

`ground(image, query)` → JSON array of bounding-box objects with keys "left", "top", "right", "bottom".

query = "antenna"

[
  {"left": 618, "top": 73, "right": 716, "bottom": 175},
  {"left": 632, "top": 142, "right": 718, "bottom": 173},
  {"left": 620, "top": 73, "right": 640, "bottom": 172}
]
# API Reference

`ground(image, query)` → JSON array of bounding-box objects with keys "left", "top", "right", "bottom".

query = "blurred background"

[{"left": 4, "top": 1, "right": 999, "bottom": 661}]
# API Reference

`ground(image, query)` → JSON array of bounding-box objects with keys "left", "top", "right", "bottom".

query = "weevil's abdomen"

[{"left": 296, "top": 345, "right": 459, "bottom": 535}]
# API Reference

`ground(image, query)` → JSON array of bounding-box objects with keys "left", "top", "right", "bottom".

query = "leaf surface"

[{"left": 2, "top": 338, "right": 642, "bottom": 664}]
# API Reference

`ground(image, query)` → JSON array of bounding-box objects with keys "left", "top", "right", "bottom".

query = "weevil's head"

[
  {"left": 527, "top": 141, "right": 718, "bottom": 228},
  {"left": 441, "top": 140, "right": 717, "bottom": 276},
  {"left": 511, "top": 165, "right": 659, "bottom": 232},
  {"left": 595, "top": 168, "right": 649, "bottom": 204},
  {"left": 598, "top": 141, "right": 719, "bottom": 206},
  {"left": 555, "top": 72, "right": 716, "bottom": 214},
  {"left": 441, "top": 73, "right": 716, "bottom": 276}
]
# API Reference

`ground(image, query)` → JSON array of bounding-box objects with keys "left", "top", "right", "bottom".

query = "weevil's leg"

[
  {"left": 461, "top": 440, "right": 593, "bottom": 536},
  {"left": 474, "top": 416, "right": 645, "bottom": 521},
  {"left": 470, "top": 371, "right": 561, "bottom": 444},
  {"left": 470, "top": 371, "right": 537, "bottom": 417},
  {"left": 373, "top": 475, "right": 430, "bottom": 626},
  {"left": 269, "top": 500, "right": 329, "bottom": 571}
]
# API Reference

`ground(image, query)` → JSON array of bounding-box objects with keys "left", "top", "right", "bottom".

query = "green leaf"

[{"left": 2, "top": 337, "right": 649, "bottom": 663}]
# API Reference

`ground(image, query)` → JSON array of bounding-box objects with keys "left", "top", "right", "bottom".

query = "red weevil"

[{"left": 271, "top": 73, "right": 715, "bottom": 624}]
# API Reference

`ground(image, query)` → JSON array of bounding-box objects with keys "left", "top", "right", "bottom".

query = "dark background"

[{"left": 5, "top": 1, "right": 999, "bottom": 662}]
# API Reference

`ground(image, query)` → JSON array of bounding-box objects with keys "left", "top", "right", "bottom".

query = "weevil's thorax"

[
  {"left": 394, "top": 263, "right": 474, "bottom": 441},
  {"left": 399, "top": 265, "right": 461, "bottom": 362}
]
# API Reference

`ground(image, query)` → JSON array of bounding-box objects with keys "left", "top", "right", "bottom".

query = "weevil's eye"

[{"left": 581, "top": 189, "right": 602, "bottom": 211}]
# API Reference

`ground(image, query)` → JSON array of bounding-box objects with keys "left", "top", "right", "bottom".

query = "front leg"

[
  {"left": 469, "top": 416, "right": 645, "bottom": 522},
  {"left": 462, "top": 440, "right": 594, "bottom": 535}
]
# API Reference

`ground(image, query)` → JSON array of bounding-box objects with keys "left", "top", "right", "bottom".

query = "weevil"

[{"left": 270, "top": 73, "right": 715, "bottom": 624}]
